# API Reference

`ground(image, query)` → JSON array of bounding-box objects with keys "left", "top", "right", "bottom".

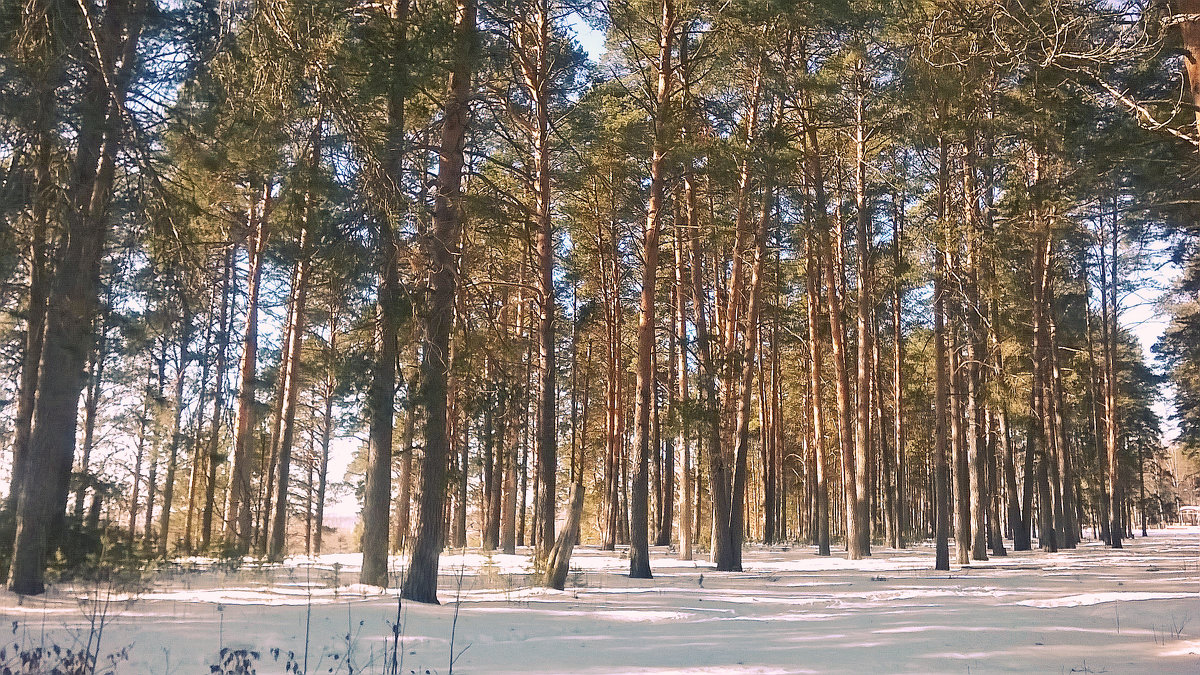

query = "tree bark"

[
  {"left": 157, "top": 304, "right": 192, "bottom": 557},
  {"left": 227, "top": 183, "right": 271, "bottom": 552},
  {"left": 629, "top": 0, "right": 674, "bottom": 581},
  {"left": 402, "top": 0, "right": 476, "bottom": 604},
  {"left": 933, "top": 135, "right": 951, "bottom": 572},
  {"left": 268, "top": 227, "right": 313, "bottom": 561},
  {"left": 852, "top": 63, "right": 873, "bottom": 556}
]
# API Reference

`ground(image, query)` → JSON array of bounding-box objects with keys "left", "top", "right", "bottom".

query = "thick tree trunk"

[
  {"left": 8, "top": 0, "right": 147, "bottom": 593},
  {"left": 360, "top": 0, "right": 411, "bottom": 585},
  {"left": 401, "top": 0, "right": 476, "bottom": 604},
  {"left": 6, "top": 53, "right": 58, "bottom": 515}
]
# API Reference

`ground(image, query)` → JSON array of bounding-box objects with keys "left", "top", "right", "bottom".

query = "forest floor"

[{"left": 1, "top": 527, "right": 1197, "bottom": 674}]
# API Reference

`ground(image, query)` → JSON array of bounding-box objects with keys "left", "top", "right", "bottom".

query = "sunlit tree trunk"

[
  {"left": 852, "top": 61, "right": 873, "bottom": 556},
  {"left": 402, "top": 0, "right": 477, "bottom": 604},
  {"left": 629, "top": 0, "right": 675, "bottom": 580},
  {"left": 361, "top": 0, "right": 411, "bottom": 586},
  {"left": 228, "top": 184, "right": 271, "bottom": 552}
]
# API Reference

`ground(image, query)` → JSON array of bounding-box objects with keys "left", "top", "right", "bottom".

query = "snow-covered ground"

[{"left": 3, "top": 527, "right": 1198, "bottom": 673}]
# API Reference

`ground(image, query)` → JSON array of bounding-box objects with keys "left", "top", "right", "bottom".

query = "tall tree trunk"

[
  {"left": 158, "top": 304, "right": 192, "bottom": 556},
  {"left": 8, "top": 0, "right": 146, "bottom": 594},
  {"left": 513, "top": 0, "right": 558, "bottom": 561},
  {"left": 932, "top": 135, "right": 951, "bottom": 572},
  {"left": 6, "top": 46, "right": 58, "bottom": 515},
  {"left": 890, "top": 189, "right": 906, "bottom": 549},
  {"left": 1099, "top": 200, "right": 1122, "bottom": 548},
  {"left": 728, "top": 188, "right": 773, "bottom": 570},
  {"left": 228, "top": 184, "right": 271, "bottom": 552},
  {"left": 201, "top": 247, "right": 234, "bottom": 550},
  {"left": 1046, "top": 290, "right": 1077, "bottom": 548},
  {"left": 963, "top": 135, "right": 988, "bottom": 561},
  {"left": 674, "top": 222, "right": 690, "bottom": 556},
  {"left": 852, "top": 64, "right": 873, "bottom": 555},
  {"left": 402, "top": 0, "right": 477, "bottom": 603},
  {"left": 806, "top": 231, "right": 831, "bottom": 556},
  {"left": 688, "top": 154, "right": 727, "bottom": 571},
  {"left": 360, "top": 0, "right": 411, "bottom": 585},
  {"left": 629, "top": 0, "right": 674, "bottom": 580},
  {"left": 268, "top": 231, "right": 313, "bottom": 561}
]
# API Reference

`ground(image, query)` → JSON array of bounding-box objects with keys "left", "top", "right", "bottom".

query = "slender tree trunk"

[
  {"left": 228, "top": 184, "right": 271, "bottom": 552},
  {"left": 852, "top": 66, "right": 873, "bottom": 555},
  {"left": 128, "top": 372, "right": 152, "bottom": 549},
  {"left": 688, "top": 159, "right": 728, "bottom": 571},
  {"left": 512, "top": 0, "right": 558, "bottom": 560},
  {"left": 269, "top": 233, "right": 312, "bottom": 561},
  {"left": 74, "top": 314, "right": 109, "bottom": 522},
  {"left": 1099, "top": 201, "right": 1122, "bottom": 549},
  {"left": 933, "top": 136, "right": 951, "bottom": 572},
  {"left": 806, "top": 231, "right": 831, "bottom": 556},
  {"left": 963, "top": 136, "right": 988, "bottom": 561},
  {"left": 728, "top": 187, "right": 773, "bottom": 570},
  {"left": 629, "top": 0, "right": 674, "bottom": 580},
  {"left": 182, "top": 283, "right": 217, "bottom": 554},
  {"left": 158, "top": 306, "right": 192, "bottom": 556},
  {"left": 201, "top": 247, "right": 234, "bottom": 550},
  {"left": 891, "top": 189, "right": 906, "bottom": 549}
]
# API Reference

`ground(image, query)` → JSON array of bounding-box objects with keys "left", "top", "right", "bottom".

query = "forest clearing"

[{"left": 4, "top": 527, "right": 1198, "bottom": 674}]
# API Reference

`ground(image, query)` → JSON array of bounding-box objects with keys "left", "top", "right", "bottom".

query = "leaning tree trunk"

[
  {"left": 543, "top": 482, "right": 585, "bottom": 591},
  {"left": 401, "top": 0, "right": 476, "bottom": 604}
]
